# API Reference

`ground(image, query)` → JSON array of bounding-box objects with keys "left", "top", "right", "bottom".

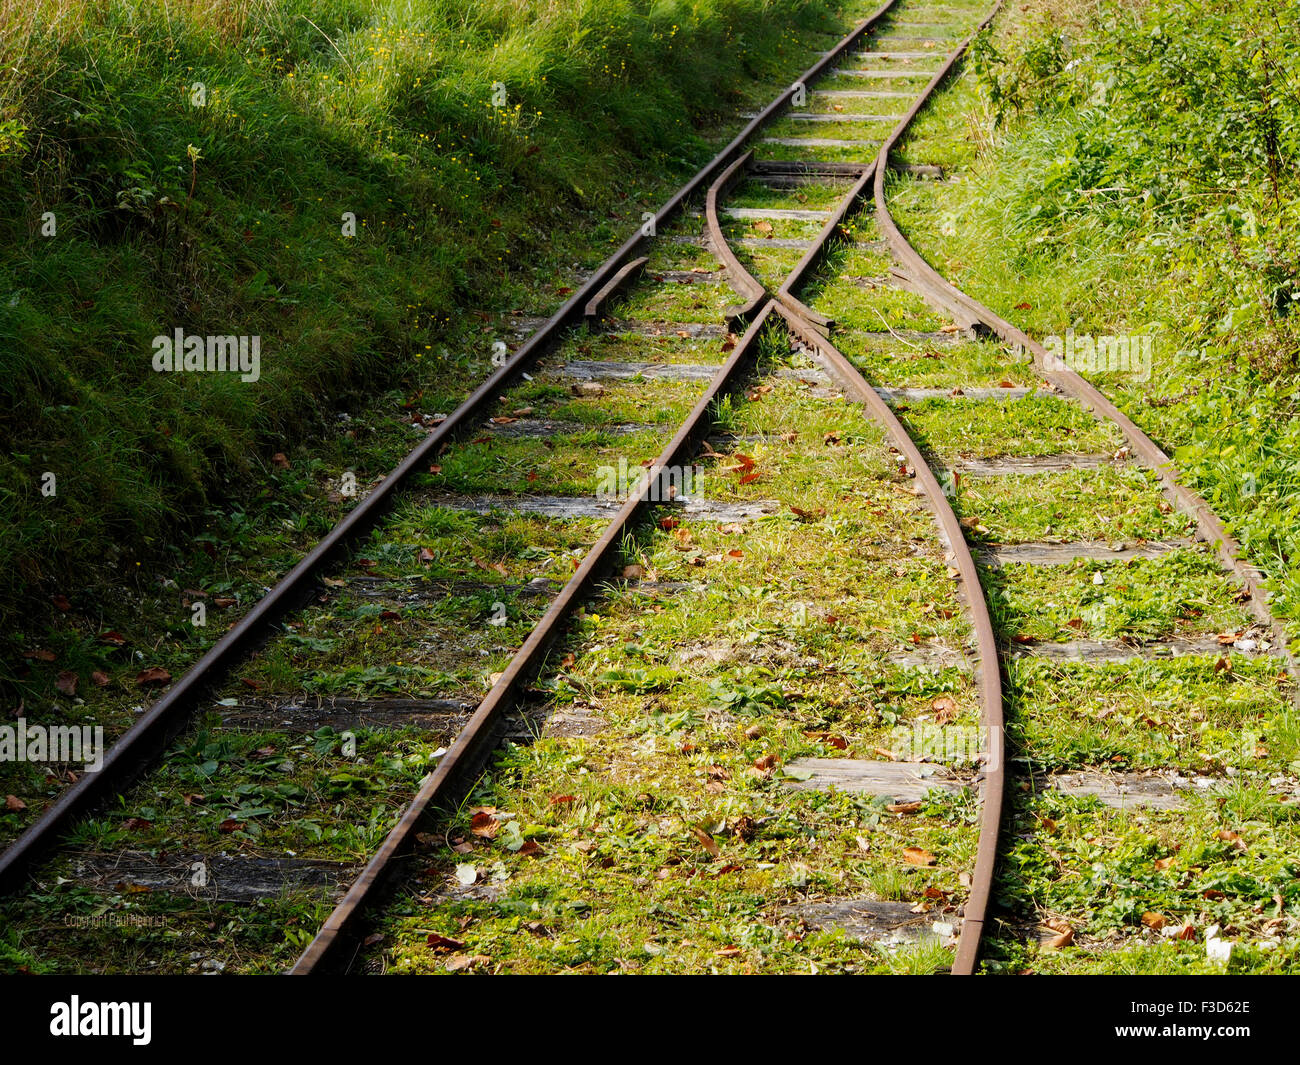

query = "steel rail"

[
  {"left": 746, "top": 0, "right": 1007, "bottom": 974},
  {"left": 869, "top": 7, "right": 1299, "bottom": 680},
  {"left": 707, "top": 150, "right": 769, "bottom": 326},
  {"left": 0, "top": 0, "right": 902, "bottom": 898},
  {"left": 773, "top": 302, "right": 1003, "bottom": 976},
  {"left": 292, "top": 303, "right": 781, "bottom": 973}
]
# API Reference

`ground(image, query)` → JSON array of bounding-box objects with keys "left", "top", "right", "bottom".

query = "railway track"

[{"left": 4, "top": 0, "right": 1294, "bottom": 977}]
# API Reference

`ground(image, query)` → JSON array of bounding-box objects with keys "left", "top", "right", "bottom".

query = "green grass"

[{"left": 982, "top": 549, "right": 1253, "bottom": 643}]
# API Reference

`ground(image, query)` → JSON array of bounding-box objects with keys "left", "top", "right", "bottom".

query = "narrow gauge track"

[{"left": 7, "top": 0, "right": 1284, "bottom": 976}]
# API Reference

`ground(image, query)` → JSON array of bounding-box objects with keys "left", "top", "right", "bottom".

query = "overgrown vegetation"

[{"left": 900, "top": 0, "right": 1300, "bottom": 627}]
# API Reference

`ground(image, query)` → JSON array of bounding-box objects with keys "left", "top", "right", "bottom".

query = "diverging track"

[{"left": 6, "top": 0, "right": 1288, "bottom": 977}]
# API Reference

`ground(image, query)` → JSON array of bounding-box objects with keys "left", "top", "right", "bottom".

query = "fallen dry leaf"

[
  {"left": 4, "top": 795, "right": 26, "bottom": 812},
  {"left": 931, "top": 695, "right": 958, "bottom": 724},
  {"left": 470, "top": 812, "right": 499, "bottom": 839},
  {"left": 903, "top": 846, "right": 936, "bottom": 866},
  {"left": 1045, "top": 927, "right": 1074, "bottom": 950},
  {"left": 693, "top": 827, "right": 720, "bottom": 859},
  {"left": 134, "top": 666, "right": 171, "bottom": 687}
]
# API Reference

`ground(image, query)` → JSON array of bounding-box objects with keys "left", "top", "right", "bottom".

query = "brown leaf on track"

[
  {"left": 738, "top": 472, "right": 763, "bottom": 486},
  {"left": 51, "top": 594, "right": 72, "bottom": 611},
  {"left": 1154, "top": 856, "right": 1176, "bottom": 871},
  {"left": 363, "top": 933, "right": 384, "bottom": 948},
  {"left": 217, "top": 818, "right": 244, "bottom": 834},
  {"left": 239, "top": 677, "right": 265, "bottom": 690},
  {"left": 428, "top": 464, "right": 442, "bottom": 474},
  {"left": 886, "top": 801, "right": 922, "bottom": 814},
  {"left": 123, "top": 817, "right": 152, "bottom": 831},
  {"left": 659, "top": 517, "right": 679, "bottom": 531},
  {"left": 55, "top": 671, "right": 78, "bottom": 696},
  {"left": 715, "top": 946, "right": 742, "bottom": 957},
  {"left": 720, "top": 333, "right": 738, "bottom": 353},
  {"left": 135, "top": 666, "right": 171, "bottom": 687},
  {"left": 518, "top": 840, "right": 543, "bottom": 857},
  {"left": 490, "top": 561, "right": 508, "bottom": 576},
  {"left": 752, "top": 220, "right": 773, "bottom": 235},
  {"left": 28, "top": 648, "right": 57, "bottom": 661},
  {"left": 1217, "top": 829, "right": 1247, "bottom": 851},
  {"left": 931, "top": 695, "right": 958, "bottom": 724},
  {"left": 1044, "top": 927, "right": 1074, "bottom": 950},
  {"left": 789, "top": 504, "right": 826, "bottom": 521},
  {"left": 718, "top": 522, "right": 746, "bottom": 535},
  {"left": 1014, "top": 301, "right": 1032, "bottom": 311},
  {"left": 693, "top": 827, "right": 720, "bottom": 859},
  {"left": 1174, "top": 923, "right": 1196, "bottom": 941},
  {"left": 622, "top": 564, "right": 644, "bottom": 579},
  {"left": 271, "top": 452, "right": 290, "bottom": 469},
  {"left": 726, "top": 549, "right": 744, "bottom": 559},
  {"left": 1038, "top": 816, "right": 1057, "bottom": 834},
  {"left": 490, "top": 416, "right": 517, "bottom": 425},
  {"left": 752, "top": 754, "right": 778, "bottom": 771},
  {"left": 470, "top": 812, "right": 499, "bottom": 839},
  {"left": 426, "top": 933, "right": 465, "bottom": 952},
  {"left": 560, "top": 653, "right": 576, "bottom": 669},
  {"left": 5, "top": 795, "right": 26, "bottom": 811},
  {"left": 98, "top": 631, "right": 127, "bottom": 646},
  {"left": 91, "top": 671, "right": 110, "bottom": 687},
  {"left": 1141, "top": 912, "right": 1167, "bottom": 930},
  {"left": 903, "top": 846, "right": 935, "bottom": 866}
]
